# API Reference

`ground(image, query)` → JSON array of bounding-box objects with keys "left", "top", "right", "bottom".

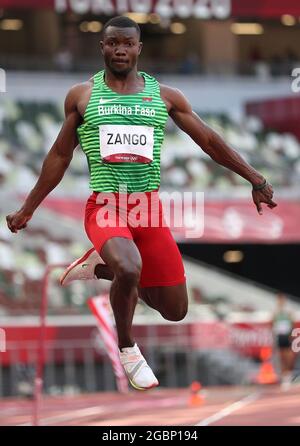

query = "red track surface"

[{"left": 0, "top": 384, "right": 299, "bottom": 426}]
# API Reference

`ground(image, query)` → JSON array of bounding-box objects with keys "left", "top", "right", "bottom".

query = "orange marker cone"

[
  {"left": 256, "top": 347, "right": 279, "bottom": 385},
  {"left": 188, "top": 381, "right": 205, "bottom": 406}
]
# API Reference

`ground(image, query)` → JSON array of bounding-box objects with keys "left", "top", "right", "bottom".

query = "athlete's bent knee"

[
  {"left": 161, "top": 304, "right": 188, "bottom": 322},
  {"left": 114, "top": 260, "right": 141, "bottom": 287}
]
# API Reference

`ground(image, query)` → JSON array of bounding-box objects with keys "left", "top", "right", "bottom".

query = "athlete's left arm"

[{"left": 161, "top": 85, "right": 277, "bottom": 214}]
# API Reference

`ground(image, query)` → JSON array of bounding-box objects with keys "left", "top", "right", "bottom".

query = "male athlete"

[{"left": 7, "top": 16, "right": 277, "bottom": 390}]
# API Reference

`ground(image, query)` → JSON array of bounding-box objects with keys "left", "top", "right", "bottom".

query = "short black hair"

[{"left": 103, "top": 15, "right": 141, "bottom": 38}]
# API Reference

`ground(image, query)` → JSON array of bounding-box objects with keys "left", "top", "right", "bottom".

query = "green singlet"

[{"left": 77, "top": 70, "right": 169, "bottom": 193}]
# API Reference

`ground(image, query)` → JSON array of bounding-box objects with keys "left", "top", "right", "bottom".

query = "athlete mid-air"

[{"left": 6, "top": 16, "right": 277, "bottom": 390}]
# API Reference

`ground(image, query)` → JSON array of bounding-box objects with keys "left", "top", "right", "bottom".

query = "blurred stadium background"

[{"left": 0, "top": 0, "right": 300, "bottom": 426}]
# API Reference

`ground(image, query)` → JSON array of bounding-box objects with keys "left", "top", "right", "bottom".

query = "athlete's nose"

[{"left": 115, "top": 45, "right": 127, "bottom": 56}]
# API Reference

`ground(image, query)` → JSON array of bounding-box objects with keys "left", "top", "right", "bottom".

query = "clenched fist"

[{"left": 6, "top": 210, "right": 32, "bottom": 233}]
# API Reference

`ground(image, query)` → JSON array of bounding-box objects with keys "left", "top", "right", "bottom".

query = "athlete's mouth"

[{"left": 112, "top": 59, "right": 129, "bottom": 65}]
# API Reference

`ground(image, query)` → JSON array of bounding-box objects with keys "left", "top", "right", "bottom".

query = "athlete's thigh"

[
  {"left": 143, "top": 282, "right": 188, "bottom": 310},
  {"left": 134, "top": 225, "right": 186, "bottom": 288},
  {"left": 84, "top": 192, "right": 134, "bottom": 255}
]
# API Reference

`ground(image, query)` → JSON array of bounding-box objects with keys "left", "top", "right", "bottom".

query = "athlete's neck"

[{"left": 104, "top": 68, "right": 144, "bottom": 94}]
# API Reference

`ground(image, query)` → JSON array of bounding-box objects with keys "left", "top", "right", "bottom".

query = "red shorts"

[{"left": 84, "top": 191, "right": 186, "bottom": 288}]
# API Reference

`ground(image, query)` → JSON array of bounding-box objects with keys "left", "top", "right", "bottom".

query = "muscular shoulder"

[
  {"left": 65, "top": 80, "right": 92, "bottom": 105},
  {"left": 159, "top": 83, "right": 192, "bottom": 114},
  {"left": 65, "top": 79, "right": 93, "bottom": 117}
]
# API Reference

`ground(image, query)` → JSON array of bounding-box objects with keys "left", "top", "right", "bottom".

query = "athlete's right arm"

[{"left": 6, "top": 84, "right": 83, "bottom": 233}]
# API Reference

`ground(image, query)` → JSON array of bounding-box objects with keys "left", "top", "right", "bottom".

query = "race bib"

[
  {"left": 274, "top": 320, "right": 292, "bottom": 335},
  {"left": 99, "top": 124, "right": 154, "bottom": 163}
]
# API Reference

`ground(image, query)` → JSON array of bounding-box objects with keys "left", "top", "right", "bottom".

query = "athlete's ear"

[
  {"left": 100, "top": 41, "right": 104, "bottom": 55},
  {"left": 138, "top": 42, "right": 143, "bottom": 55}
]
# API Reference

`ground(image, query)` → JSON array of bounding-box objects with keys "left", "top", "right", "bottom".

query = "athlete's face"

[{"left": 100, "top": 27, "right": 142, "bottom": 75}]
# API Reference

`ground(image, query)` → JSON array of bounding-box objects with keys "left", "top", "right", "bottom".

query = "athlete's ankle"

[
  {"left": 94, "top": 264, "right": 114, "bottom": 281},
  {"left": 119, "top": 340, "right": 135, "bottom": 351}
]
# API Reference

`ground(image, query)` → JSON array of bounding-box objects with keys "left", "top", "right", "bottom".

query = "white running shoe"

[
  {"left": 60, "top": 248, "right": 104, "bottom": 286},
  {"left": 119, "top": 343, "right": 159, "bottom": 391}
]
